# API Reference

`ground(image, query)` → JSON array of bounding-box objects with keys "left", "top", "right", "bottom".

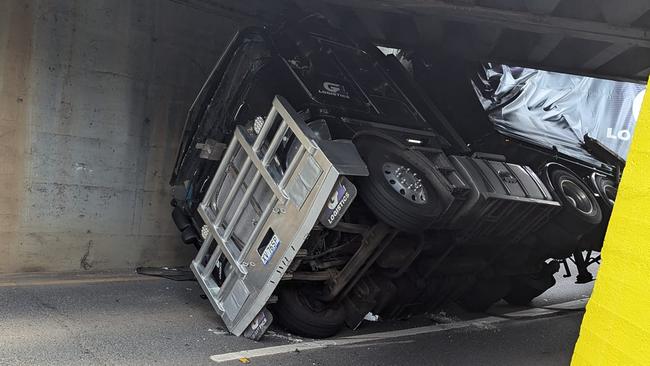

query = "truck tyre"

[
  {"left": 273, "top": 285, "right": 346, "bottom": 338},
  {"left": 538, "top": 166, "right": 603, "bottom": 257},
  {"left": 592, "top": 174, "right": 617, "bottom": 211},
  {"left": 504, "top": 273, "right": 556, "bottom": 306},
  {"left": 503, "top": 261, "right": 558, "bottom": 305},
  {"left": 549, "top": 167, "right": 603, "bottom": 235},
  {"left": 456, "top": 276, "right": 511, "bottom": 312},
  {"left": 581, "top": 174, "right": 617, "bottom": 251},
  {"left": 355, "top": 136, "right": 441, "bottom": 233}
]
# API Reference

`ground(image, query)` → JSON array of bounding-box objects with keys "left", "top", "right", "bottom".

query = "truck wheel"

[
  {"left": 273, "top": 285, "right": 346, "bottom": 338},
  {"left": 538, "top": 167, "right": 604, "bottom": 258},
  {"left": 456, "top": 276, "right": 511, "bottom": 312},
  {"left": 355, "top": 136, "right": 441, "bottom": 233},
  {"left": 581, "top": 174, "right": 617, "bottom": 251},
  {"left": 503, "top": 261, "right": 558, "bottom": 305},
  {"left": 504, "top": 273, "right": 556, "bottom": 306},
  {"left": 593, "top": 175, "right": 617, "bottom": 210},
  {"left": 550, "top": 168, "right": 603, "bottom": 234}
]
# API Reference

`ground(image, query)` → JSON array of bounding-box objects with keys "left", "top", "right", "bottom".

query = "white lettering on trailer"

[{"left": 606, "top": 128, "right": 631, "bottom": 141}]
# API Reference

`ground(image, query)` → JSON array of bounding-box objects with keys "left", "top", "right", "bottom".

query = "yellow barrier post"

[{"left": 572, "top": 81, "right": 650, "bottom": 365}]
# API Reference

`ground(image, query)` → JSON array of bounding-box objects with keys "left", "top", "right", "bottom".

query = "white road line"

[
  {"left": 545, "top": 298, "right": 588, "bottom": 310},
  {"left": 210, "top": 317, "right": 503, "bottom": 363},
  {"left": 0, "top": 275, "right": 161, "bottom": 288},
  {"left": 209, "top": 298, "right": 587, "bottom": 363},
  {"left": 497, "top": 298, "right": 588, "bottom": 318}
]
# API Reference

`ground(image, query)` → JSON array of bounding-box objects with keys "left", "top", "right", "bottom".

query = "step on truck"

[{"left": 170, "top": 15, "right": 616, "bottom": 339}]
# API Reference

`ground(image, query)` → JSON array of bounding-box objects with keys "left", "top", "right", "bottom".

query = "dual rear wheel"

[{"left": 538, "top": 166, "right": 604, "bottom": 258}]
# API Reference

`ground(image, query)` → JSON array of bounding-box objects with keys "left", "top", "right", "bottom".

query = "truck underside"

[{"left": 170, "top": 15, "right": 617, "bottom": 339}]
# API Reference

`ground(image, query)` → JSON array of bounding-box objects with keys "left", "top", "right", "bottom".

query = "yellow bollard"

[{"left": 572, "top": 80, "right": 650, "bottom": 365}]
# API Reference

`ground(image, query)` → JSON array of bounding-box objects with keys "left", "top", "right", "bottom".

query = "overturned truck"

[{"left": 170, "top": 16, "right": 617, "bottom": 339}]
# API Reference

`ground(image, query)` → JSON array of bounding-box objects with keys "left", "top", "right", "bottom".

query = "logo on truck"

[
  {"left": 327, "top": 185, "right": 350, "bottom": 225},
  {"left": 319, "top": 177, "right": 357, "bottom": 229},
  {"left": 318, "top": 81, "right": 350, "bottom": 99}
]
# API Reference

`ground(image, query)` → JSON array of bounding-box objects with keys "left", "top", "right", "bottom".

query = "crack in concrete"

[{"left": 80, "top": 239, "right": 93, "bottom": 271}]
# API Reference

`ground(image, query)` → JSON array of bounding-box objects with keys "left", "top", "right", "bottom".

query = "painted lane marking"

[
  {"left": 490, "top": 298, "right": 588, "bottom": 318},
  {"left": 209, "top": 298, "right": 587, "bottom": 363},
  {"left": 543, "top": 297, "right": 588, "bottom": 310},
  {"left": 0, "top": 276, "right": 161, "bottom": 288}
]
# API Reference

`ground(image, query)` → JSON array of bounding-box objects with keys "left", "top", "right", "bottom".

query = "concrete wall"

[{"left": 0, "top": 0, "right": 238, "bottom": 273}]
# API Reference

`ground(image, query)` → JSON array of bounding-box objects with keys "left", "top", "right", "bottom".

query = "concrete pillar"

[
  {"left": 0, "top": 1, "right": 31, "bottom": 272},
  {"left": 572, "top": 79, "right": 650, "bottom": 364},
  {"left": 0, "top": 0, "right": 237, "bottom": 273}
]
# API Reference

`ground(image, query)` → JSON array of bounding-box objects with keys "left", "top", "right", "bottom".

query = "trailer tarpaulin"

[{"left": 473, "top": 64, "right": 646, "bottom": 165}]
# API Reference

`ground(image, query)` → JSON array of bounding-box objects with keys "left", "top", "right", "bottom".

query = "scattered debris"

[
  {"left": 238, "top": 357, "right": 251, "bottom": 363},
  {"left": 136, "top": 266, "right": 196, "bottom": 281},
  {"left": 266, "top": 330, "right": 304, "bottom": 343},
  {"left": 468, "top": 322, "right": 499, "bottom": 331},
  {"left": 427, "top": 310, "right": 456, "bottom": 324},
  {"left": 364, "top": 312, "right": 380, "bottom": 322},
  {"left": 208, "top": 328, "right": 230, "bottom": 336}
]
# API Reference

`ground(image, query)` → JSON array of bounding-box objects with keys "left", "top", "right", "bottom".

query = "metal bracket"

[{"left": 196, "top": 139, "right": 227, "bottom": 161}]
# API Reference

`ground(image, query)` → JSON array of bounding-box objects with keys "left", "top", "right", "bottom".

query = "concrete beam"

[
  {"left": 474, "top": 24, "right": 504, "bottom": 58},
  {"left": 295, "top": 0, "right": 345, "bottom": 28},
  {"left": 636, "top": 67, "right": 650, "bottom": 79},
  {"left": 527, "top": 34, "right": 564, "bottom": 63},
  {"left": 322, "top": 0, "right": 650, "bottom": 48},
  {"left": 582, "top": 43, "right": 633, "bottom": 70},
  {"left": 355, "top": 11, "right": 390, "bottom": 41},
  {"left": 524, "top": 0, "right": 562, "bottom": 15},
  {"left": 168, "top": 0, "right": 258, "bottom": 22},
  {"left": 597, "top": 0, "right": 650, "bottom": 26},
  {"left": 413, "top": 15, "right": 445, "bottom": 46}
]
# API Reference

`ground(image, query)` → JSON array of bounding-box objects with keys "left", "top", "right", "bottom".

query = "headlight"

[{"left": 253, "top": 116, "right": 264, "bottom": 135}]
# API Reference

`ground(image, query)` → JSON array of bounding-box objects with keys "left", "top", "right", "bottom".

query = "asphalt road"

[{"left": 0, "top": 261, "right": 596, "bottom": 366}]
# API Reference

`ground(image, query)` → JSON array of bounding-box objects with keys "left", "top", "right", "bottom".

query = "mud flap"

[
  {"left": 318, "top": 176, "right": 357, "bottom": 229},
  {"left": 242, "top": 307, "right": 274, "bottom": 341}
]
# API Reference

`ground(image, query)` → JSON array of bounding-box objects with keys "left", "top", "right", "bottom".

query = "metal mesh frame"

[{"left": 190, "top": 96, "right": 344, "bottom": 336}]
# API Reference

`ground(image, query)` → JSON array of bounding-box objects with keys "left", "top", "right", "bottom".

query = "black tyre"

[
  {"left": 591, "top": 174, "right": 617, "bottom": 212},
  {"left": 273, "top": 285, "right": 346, "bottom": 338},
  {"left": 456, "top": 276, "right": 511, "bottom": 312},
  {"left": 504, "top": 273, "right": 556, "bottom": 306},
  {"left": 549, "top": 168, "right": 603, "bottom": 234},
  {"left": 355, "top": 136, "right": 443, "bottom": 233},
  {"left": 538, "top": 167, "right": 603, "bottom": 257},
  {"left": 581, "top": 174, "right": 617, "bottom": 251}
]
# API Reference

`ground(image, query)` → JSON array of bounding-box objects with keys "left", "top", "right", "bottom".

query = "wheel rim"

[
  {"left": 602, "top": 184, "right": 617, "bottom": 205},
  {"left": 382, "top": 162, "right": 427, "bottom": 204},
  {"left": 560, "top": 179, "right": 594, "bottom": 215}
]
